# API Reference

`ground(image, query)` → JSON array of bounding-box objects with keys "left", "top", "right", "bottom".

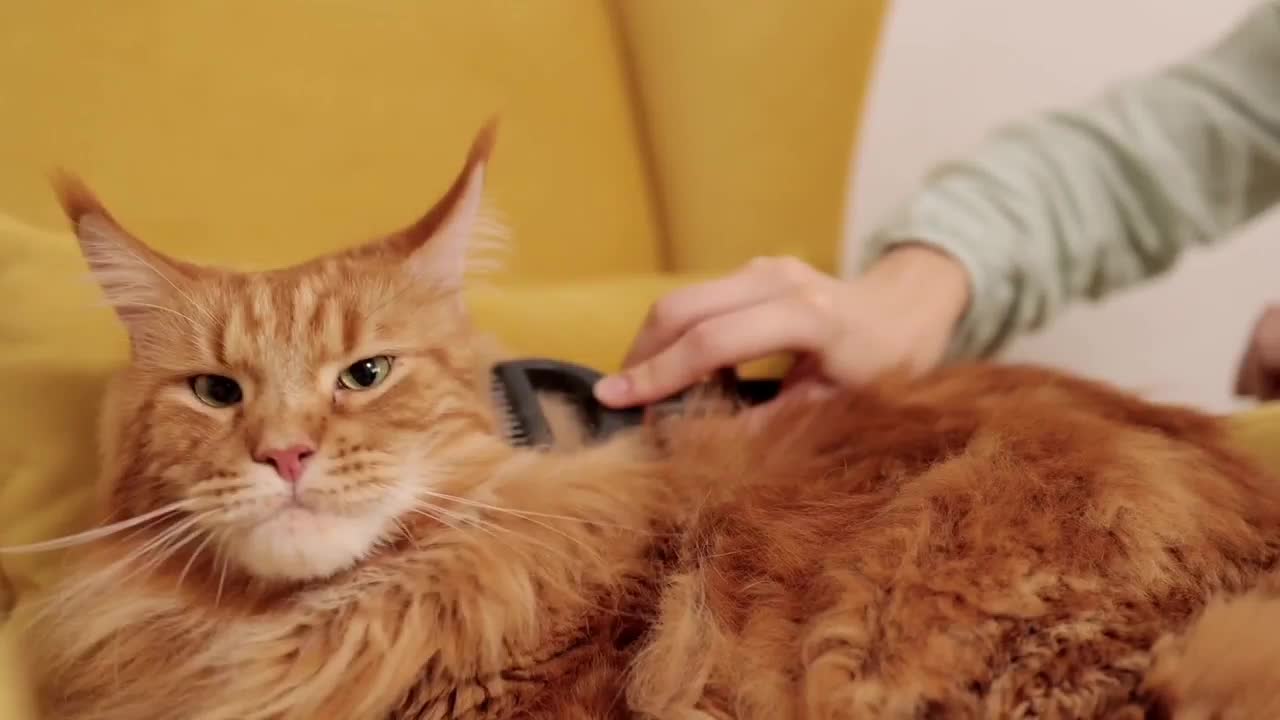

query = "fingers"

[
  {"left": 1255, "top": 306, "right": 1280, "bottom": 362},
  {"left": 1235, "top": 341, "right": 1260, "bottom": 398},
  {"left": 621, "top": 257, "right": 818, "bottom": 369},
  {"left": 1236, "top": 305, "right": 1280, "bottom": 400},
  {"left": 596, "top": 292, "right": 834, "bottom": 407}
]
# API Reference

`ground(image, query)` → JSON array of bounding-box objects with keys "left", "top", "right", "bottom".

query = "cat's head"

[{"left": 59, "top": 123, "right": 504, "bottom": 583}]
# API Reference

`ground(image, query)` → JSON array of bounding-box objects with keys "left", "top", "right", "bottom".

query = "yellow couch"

[{"left": 1, "top": 2, "right": 1277, "bottom": 716}]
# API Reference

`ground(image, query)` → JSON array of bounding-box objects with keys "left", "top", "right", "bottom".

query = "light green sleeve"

[{"left": 859, "top": 2, "right": 1280, "bottom": 360}]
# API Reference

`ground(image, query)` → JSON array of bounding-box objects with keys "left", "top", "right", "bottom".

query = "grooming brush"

[{"left": 490, "top": 358, "right": 783, "bottom": 449}]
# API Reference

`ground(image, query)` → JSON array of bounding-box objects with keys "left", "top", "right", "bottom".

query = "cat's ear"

[
  {"left": 387, "top": 119, "right": 498, "bottom": 288},
  {"left": 52, "top": 173, "right": 190, "bottom": 328}
]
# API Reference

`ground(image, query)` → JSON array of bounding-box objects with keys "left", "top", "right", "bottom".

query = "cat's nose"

[{"left": 253, "top": 444, "right": 315, "bottom": 483}]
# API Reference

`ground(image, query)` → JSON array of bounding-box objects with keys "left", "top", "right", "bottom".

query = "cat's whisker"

[
  {"left": 414, "top": 489, "right": 618, "bottom": 562},
  {"left": 411, "top": 500, "right": 596, "bottom": 572},
  {"left": 107, "top": 516, "right": 210, "bottom": 584},
  {"left": 406, "top": 502, "right": 564, "bottom": 566},
  {"left": 412, "top": 498, "right": 534, "bottom": 545},
  {"left": 0, "top": 500, "right": 193, "bottom": 554},
  {"left": 404, "top": 503, "right": 580, "bottom": 577},
  {"left": 420, "top": 503, "right": 513, "bottom": 544},
  {"left": 215, "top": 550, "right": 230, "bottom": 609},
  {"left": 176, "top": 531, "right": 218, "bottom": 591},
  {"left": 56, "top": 515, "right": 207, "bottom": 608},
  {"left": 203, "top": 526, "right": 230, "bottom": 606},
  {"left": 406, "top": 507, "right": 477, "bottom": 536},
  {"left": 130, "top": 526, "right": 209, "bottom": 587},
  {"left": 413, "top": 501, "right": 628, "bottom": 616},
  {"left": 34, "top": 514, "right": 209, "bottom": 624},
  {"left": 414, "top": 502, "right": 570, "bottom": 579},
  {"left": 417, "top": 488, "right": 646, "bottom": 533},
  {"left": 390, "top": 517, "right": 420, "bottom": 550}
]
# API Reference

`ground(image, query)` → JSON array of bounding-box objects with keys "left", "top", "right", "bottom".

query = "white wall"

[{"left": 844, "top": 0, "right": 1280, "bottom": 412}]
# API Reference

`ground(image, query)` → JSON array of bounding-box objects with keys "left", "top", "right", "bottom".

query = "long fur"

[{"left": 17, "top": 126, "right": 1280, "bottom": 719}]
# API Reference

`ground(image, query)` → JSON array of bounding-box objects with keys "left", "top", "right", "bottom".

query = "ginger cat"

[{"left": 17, "top": 123, "right": 1280, "bottom": 719}]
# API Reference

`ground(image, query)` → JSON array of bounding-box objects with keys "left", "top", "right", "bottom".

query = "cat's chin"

[{"left": 229, "top": 507, "right": 387, "bottom": 582}]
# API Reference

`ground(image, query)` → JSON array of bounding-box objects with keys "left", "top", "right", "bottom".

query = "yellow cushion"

[
  {"left": 0, "top": 0, "right": 662, "bottom": 280},
  {"left": 1228, "top": 403, "right": 1280, "bottom": 472},
  {"left": 614, "top": 0, "right": 889, "bottom": 274}
]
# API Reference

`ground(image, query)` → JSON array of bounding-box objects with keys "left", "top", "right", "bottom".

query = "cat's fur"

[{"left": 19, "top": 124, "right": 1280, "bottom": 719}]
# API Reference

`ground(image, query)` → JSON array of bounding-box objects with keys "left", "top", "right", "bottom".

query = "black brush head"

[
  {"left": 490, "top": 358, "right": 644, "bottom": 448},
  {"left": 489, "top": 358, "right": 782, "bottom": 449}
]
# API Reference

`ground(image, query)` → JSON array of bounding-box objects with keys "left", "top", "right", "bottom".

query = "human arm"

[
  {"left": 860, "top": 2, "right": 1280, "bottom": 360},
  {"left": 595, "top": 2, "right": 1280, "bottom": 409}
]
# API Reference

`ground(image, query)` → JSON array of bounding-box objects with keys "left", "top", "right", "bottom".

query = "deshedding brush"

[{"left": 489, "top": 358, "right": 781, "bottom": 449}]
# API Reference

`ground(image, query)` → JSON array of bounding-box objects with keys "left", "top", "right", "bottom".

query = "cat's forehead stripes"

[{"left": 209, "top": 265, "right": 378, "bottom": 377}]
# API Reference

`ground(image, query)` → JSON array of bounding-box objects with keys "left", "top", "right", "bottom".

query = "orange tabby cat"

[{"left": 18, "top": 123, "right": 1280, "bottom": 719}]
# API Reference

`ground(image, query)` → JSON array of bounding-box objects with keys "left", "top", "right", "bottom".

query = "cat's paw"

[{"left": 1143, "top": 589, "right": 1280, "bottom": 719}]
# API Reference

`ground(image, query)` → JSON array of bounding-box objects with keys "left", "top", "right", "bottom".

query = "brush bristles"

[{"left": 490, "top": 380, "right": 528, "bottom": 446}]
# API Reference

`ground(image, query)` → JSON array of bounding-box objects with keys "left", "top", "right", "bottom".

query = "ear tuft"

[
  {"left": 401, "top": 117, "right": 498, "bottom": 244},
  {"left": 51, "top": 170, "right": 116, "bottom": 232},
  {"left": 467, "top": 116, "right": 499, "bottom": 171},
  {"left": 388, "top": 118, "right": 500, "bottom": 288},
  {"left": 53, "top": 169, "right": 100, "bottom": 225}
]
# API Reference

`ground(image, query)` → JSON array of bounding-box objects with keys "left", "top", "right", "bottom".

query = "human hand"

[
  {"left": 1235, "top": 304, "right": 1280, "bottom": 402},
  {"left": 592, "top": 245, "right": 972, "bottom": 408}
]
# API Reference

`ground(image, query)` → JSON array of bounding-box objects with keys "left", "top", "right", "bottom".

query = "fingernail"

[{"left": 594, "top": 375, "right": 632, "bottom": 404}]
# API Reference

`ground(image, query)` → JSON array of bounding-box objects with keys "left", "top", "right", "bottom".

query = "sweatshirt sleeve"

[{"left": 858, "top": 2, "right": 1280, "bottom": 360}]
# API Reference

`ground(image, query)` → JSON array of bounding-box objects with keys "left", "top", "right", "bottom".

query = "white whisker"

[
  {"left": 215, "top": 550, "right": 230, "bottom": 609},
  {"left": 109, "top": 516, "right": 207, "bottom": 584},
  {"left": 176, "top": 531, "right": 217, "bottom": 590},
  {"left": 25, "top": 513, "right": 207, "bottom": 628},
  {"left": 411, "top": 500, "right": 588, "bottom": 570},
  {"left": 423, "top": 504, "right": 501, "bottom": 539},
  {"left": 388, "top": 515, "right": 421, "bottom": 551},
  {"left": 0, "top": 501, "right": 191, "bottom": 554},
  {"left": 418, "top": 489, "right": 645, "bottom": 533},
  {"left": 412, "top": 502, "right": 535, "bottom": 559},
  {"left": 406, "top": 507, "right": 466, "bottom": 534},
  {"left": 126, "top": 526, "right": 206, "bottom": 586}
]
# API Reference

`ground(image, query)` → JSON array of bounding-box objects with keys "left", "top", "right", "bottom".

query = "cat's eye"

[
  {"left": 190, "top": 374, "right": 243, "bottom": 408},
  {"left": 338, "top": 356, "right": 393, "bottom": 391}
]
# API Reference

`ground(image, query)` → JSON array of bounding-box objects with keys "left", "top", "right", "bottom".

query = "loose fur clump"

[{"left": 14, "top": 123, "right": 1280, "bottom": 719}]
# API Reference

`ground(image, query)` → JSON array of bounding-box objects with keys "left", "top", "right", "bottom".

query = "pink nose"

[{"left": 253, "top": 444, "right": 315, "bottom": 483}]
